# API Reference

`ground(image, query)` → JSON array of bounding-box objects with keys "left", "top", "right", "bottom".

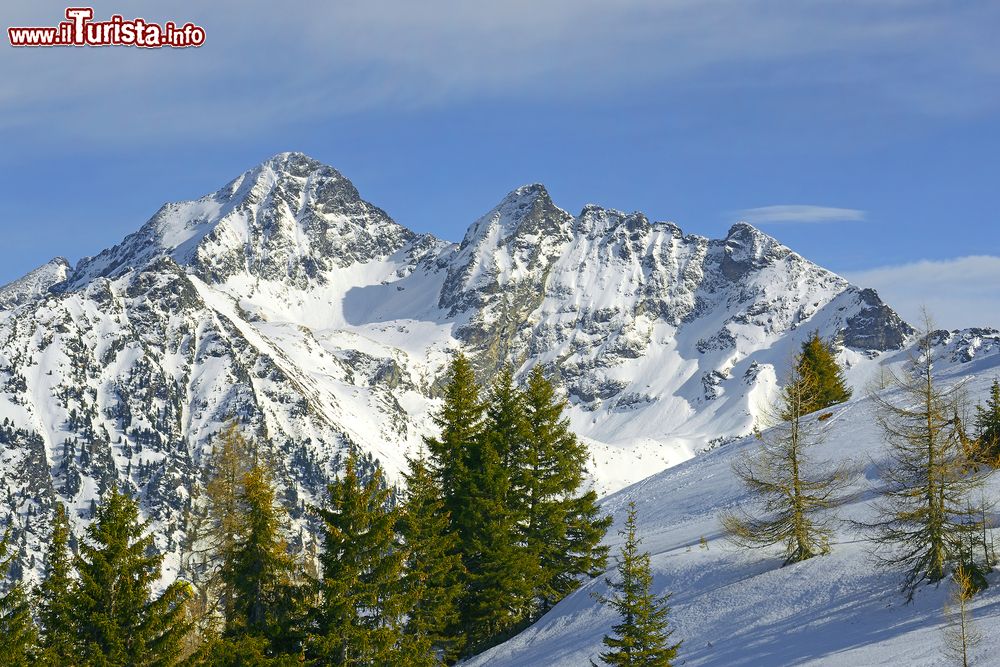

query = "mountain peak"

[
  {"left": 0, "top": 256, "right": 70, "bottom": 309},
  {"left": 508, "top": 182, "right": 549, "bottom": 199},
  {"left": 719, "top": 221, "right": 793, "bottom": 281},
  {"left": 457, "top": 182, "right": 564, "bottom": 250},
  {"left": 221, "top": 151, "right": 358, "bottom": 203},
  {"left": 490, "top": 183, "right": 554, "bottom": 219},
  {"left": 261, "top": 150, "right": 322, "bottom": 168},
  {"left": 61, "top": 154, "right": 409, "bottom": 289},
  {"left": 726, "top": 220, "right": 767, "bottom": 239}
]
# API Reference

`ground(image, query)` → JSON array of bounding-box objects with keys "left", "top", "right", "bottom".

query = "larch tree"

[
  {"left": 721, "top": 364, "right": 852, "bottom": 565},
  {"left": 866, "top": 316, "right": 987, "bottom": 600},
  {"left": 70, "top": 487, "right": 192, "bottom": 666},
  {"left": 796, "top": 332, "right": 852, "bottom": 414},
  {"left": 593, "top": 502, "right": 680, "bottom": 667},
  {"left": 943, "top": 567, "right": 982, "bottom": 667},
  {"left": 35, "top": 502, "right": 76, "bottom": 664},
  {"left": 310, "top": 451, "right": 429, "bottom": 666},
  {"left": 0, "top": 527, "right": 37, "bottom": 664},
  {"left": 215, "top": 462, "right": 304, "bottom": 661},
  {"left": 198, "top": 422, "right": 257, "bottom": 624}
]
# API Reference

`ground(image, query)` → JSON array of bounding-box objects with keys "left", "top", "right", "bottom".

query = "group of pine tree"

[{"left": 0, "top": 355, "right": 629, "bottom": 665}]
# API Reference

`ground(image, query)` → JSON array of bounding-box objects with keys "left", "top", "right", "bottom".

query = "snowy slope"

[
  {"left": 0, "top": 152, "right": 916, "bottom": 584},
  {"left": 467, "top": 334, "right": 1000, "bottom": 666}
]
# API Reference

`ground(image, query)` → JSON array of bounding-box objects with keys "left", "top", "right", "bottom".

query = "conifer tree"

[
  {"left": 423, "top": 354, "right": 487, "bottom": 651},
  {"left": 485, "top": 367, "right": 531, "bottom": 476},
  {"left": 216, "top": 463, "right": 304, "bottom": 660},
  {"left": 866, "top": 317, "right": 986, "bottom": 600},
  {"left": 424, "top": 353, "right": 485, "bottom": 547},
  {"left": 593, "top": 502, "right": 679, "bottom": 667},
  {"left": 71, "top": 487, "right": 192, "bottom": 666},
  {"left": 796, "top": 332, "right": 852, "bottom": 414},
  {"left": 722, "top": 365, "right": 851, "bottom": 564},
  {"left": 36, "top": 503, "right": 76, "bottom": 664},
  {"left": 468, "top": 369, "right": 537, "bottom": 625},
  {"left": 461, "top": 424, "right": 534, "bottom": 655},
  {"left": 398, "top": 449, "right": 465, "bottom": 662},
  {"left": 200, "top": 423, "right": 256, "bottom": 619},
  {"left": 943, "top": 567, "right": 982, "bottom": 667},
  {"left": 311, "top": 452, "right": 429, "bottom": 666},
  {"left": 521, "top": 366, "right": 610, "bottom": 614},
  {"left": 0, "top": 527, "right": 37, "bottom": 664},
  {"left": 973, "top": 379, "right": 1000, "bottom": 464}
]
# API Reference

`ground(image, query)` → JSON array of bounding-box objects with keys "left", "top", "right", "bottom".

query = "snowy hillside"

[
  {"left": 0, "top": 152, "right": 916, "bottom": 582},
  {"left": 467, "top": 333, "right": 1000, "bottom": 666}
]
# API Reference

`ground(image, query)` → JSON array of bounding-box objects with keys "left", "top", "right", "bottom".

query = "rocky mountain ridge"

[{"left": 1, "top": 151, "right": 975, "bottom": 584}]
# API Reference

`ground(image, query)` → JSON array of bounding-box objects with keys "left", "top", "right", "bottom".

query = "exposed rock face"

[
  {"left": 843, "top": 288, "right": 913, "bottom": 351},
  {"left": 0, "top": 151, "right": 959, "bottom": 584}
]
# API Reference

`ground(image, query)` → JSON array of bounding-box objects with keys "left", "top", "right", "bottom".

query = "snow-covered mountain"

[
  {"left": 0, "top": 151, "right": 929, "bottom": 583},
  {"left": 0, "top": 257, "right": 70, "bottom": 309},
  {"left": 467, "top": 334, "right": 1000, "bottom": 667}
]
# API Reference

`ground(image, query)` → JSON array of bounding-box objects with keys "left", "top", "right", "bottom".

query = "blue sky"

[{"left": 1, "top": 0, "right": 998, "bottom": 328}]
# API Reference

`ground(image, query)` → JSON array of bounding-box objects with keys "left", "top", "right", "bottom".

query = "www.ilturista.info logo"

[{"left": 8, "top": 8, "right": 205, "bottom": 48}]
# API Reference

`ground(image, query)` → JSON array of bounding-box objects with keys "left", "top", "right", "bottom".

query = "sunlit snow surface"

[{"left": 467, "top": 355, "right": 1000, "bottom": 666}]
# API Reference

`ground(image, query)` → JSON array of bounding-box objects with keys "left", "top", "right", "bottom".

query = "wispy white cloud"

[
  {"left": 737, "top": 205, "right": 866, "bottom": 224},
  {"left": 845, "top": 256, "right": 1000, "bottom": 331}
]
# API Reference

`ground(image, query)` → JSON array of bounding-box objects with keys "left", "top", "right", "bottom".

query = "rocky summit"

[{"left": 4, "top": 152, "right": 978, "bottom": 584}]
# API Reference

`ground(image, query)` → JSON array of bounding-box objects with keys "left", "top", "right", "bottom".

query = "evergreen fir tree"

[
  {"left": 974, "top": 379, "right": 1000, "bottom": 464},
  {"left": 424, "top": 353, "right": 486, "bottom": 548},
  {"left": 721, "top": 365, "right": 852, "bottom": 565},
  {"left": 593, "top": 502, "right": 680, "bottom": 667},
  {"left": 865, "top": 316, "right": 987, "bottom": 600},
  {"left": 0, "top": 527, "right": 37, "bottom": 664},
  {"left": 422, "top": 353, "right": 487, "bottom": 651},
  {"left": 311, "top": 452, "right": 429, "bottom": 666},
  {"left": 461, "top": 424, "right": 534, "bottom": 655},
  {"left": 521, "top": 366, "right": 611, "bottom": 614},
  {"left": 420, "top": 359, "right": 609, "bottom": 652},
  {"left": 36, "top": 503, "right": 76, "bottom": 664},
  {"left": 796, "top": 332, "right": 852, "bottom": 414},
  {"left": 563, "top": 487, "right": 614, "bottom": 599},
  {"left": 485, "top": 367, "right": 531, "bottom": 476},
  {"left": 398, "top": 449, "right": 465, "bottom": 662},
  {"left": 71, "top": 487, "right": 192, "bottom": 666},
  {"left": 217, "top": 463, "right": 304, "bottom": 660}
]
